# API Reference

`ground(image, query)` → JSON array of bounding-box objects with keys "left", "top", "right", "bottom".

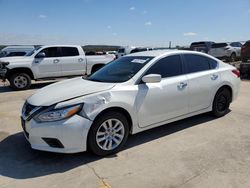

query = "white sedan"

[{"left": 21, "top": 50, "right": 240, "bottom": 156}]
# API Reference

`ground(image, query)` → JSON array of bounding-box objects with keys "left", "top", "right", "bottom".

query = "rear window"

[
  {"left": 212, "top": 43, "right": 227, "bottom": 48},
  {"left": 118, "top": 48, "right": 125, "bottom": 53},
  {"left": 244, "top": 41, "right": 250, "bottom": 46},
  {"left": 6, "top": 52, "right": 26, "bottom": 57},
  {"left": 61, "top": 47, "right": 79, "bottom": 57},
  {"left": 191, "top": 42, "right": 206, "bottom": 46}
]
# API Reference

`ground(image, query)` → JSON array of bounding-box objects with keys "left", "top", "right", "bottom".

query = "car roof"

[{"left": 126, "top": 49, "right": 209, "bottom": 57}]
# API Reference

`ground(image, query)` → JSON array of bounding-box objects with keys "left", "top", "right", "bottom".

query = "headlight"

[{"left": 35, "top": 104, "right": 82, "bottom": 122}]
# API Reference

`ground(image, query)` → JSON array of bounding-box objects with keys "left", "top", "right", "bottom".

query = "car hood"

[
  {"left": 0, "top": 56, "right": 32, "bottom": 64},
  {"left": 27, "top": 77, "right": 116, "bottom": 106}
]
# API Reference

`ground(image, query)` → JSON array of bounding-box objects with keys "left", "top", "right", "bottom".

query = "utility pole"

[{"left": 169, "top": 41, "right": 171, "bottom": 49}]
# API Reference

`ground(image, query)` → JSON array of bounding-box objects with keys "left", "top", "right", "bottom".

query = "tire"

[
  {"left": 91, "top": 65, "right": 103, "bottom": 74},
  {"left": 8, "top": 73, "right": 31, "bottom": 90},
  {"left": 88, "top": 111, "right": 129, "bottom": 156},
  {"left": 242, "top": 58, "right": 248, "bottom": 63},
  {"left": 230, "top": 53, "right": 236, "bottom": 62},
  {"left": 212, "top": 88, "right": 231, "bottom": 117}
]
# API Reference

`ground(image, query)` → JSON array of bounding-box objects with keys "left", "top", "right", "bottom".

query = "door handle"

[
  {"left": 53, "top": 59, "right": 60, "bottom": 63},
  {"left": 78, "top": 58, "right": 84, "bottom": 62},
  {"left": 178, "top": 82, "right": 188, "bottom": 89},
  {"left": 211, "top": 74, "right": 218, "bottom": 80}
]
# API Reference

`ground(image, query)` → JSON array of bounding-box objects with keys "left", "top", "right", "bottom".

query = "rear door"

[
  {"left": 137, "top": 55, "right": 189, "bottom": 128},
  {"left": 33, "top": 47, "right": 62, "bottom": 78},
  {"left": 60, "top": 47, "right": 86, "bottom": 76},
  {"left": 183, "top": 54, "right": 220, "bottom": 112}
]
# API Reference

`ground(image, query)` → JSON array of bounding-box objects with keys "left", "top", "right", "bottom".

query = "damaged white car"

[{"left": 21, "top": 50, "right": 240, "bottom": 156}]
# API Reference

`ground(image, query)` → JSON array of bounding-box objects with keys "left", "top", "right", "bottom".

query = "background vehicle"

[
  {"left": 0, "top": 45, "right": 115, "bottom": 90},
  {"left": 190, "top": 41, "right": 214, "bottom": 53},
  {"left": 209, "top": 42, "right": 242, "bottom": 61},
  {"left": 241, "top": 40, "right": 250, "bottom": 62},
  {"left": 21, "top": 50, "right": 240, "bottom": 156},
  {"left": 117, "top": 46, "right": 136, "bottom": 58},
  {"left": 130, "top": 47, "right": 153, "bottom": 54},
  {"left": 0, "top": 45, "right": 35, "bottom": 58}
]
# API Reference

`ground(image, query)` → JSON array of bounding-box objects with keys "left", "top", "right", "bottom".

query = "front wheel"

[
  {"left": 9, "top": 73, "right": 31, "bottom": 90},
  {"left": 212, "top": 88, "right": 231, "bottom": 117},
  {"left": 88, "top": 111, "right": 129, "bottom": 156}
]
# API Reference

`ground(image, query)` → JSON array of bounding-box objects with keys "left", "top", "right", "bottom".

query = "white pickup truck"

[{"left": 0, "top": 45, "right": 115, "bottom": 90}]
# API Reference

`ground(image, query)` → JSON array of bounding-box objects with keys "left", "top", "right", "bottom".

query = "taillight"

[{"left": 232, "top": 69, "right": 240, "bottom": 77}]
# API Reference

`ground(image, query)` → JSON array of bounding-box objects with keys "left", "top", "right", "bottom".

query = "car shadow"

[
  {"left": 0, "top": 81, "right": 56, "bottom": 93},
  {"left": 0, "top": 112, "right": 219, "bottom": 179}
]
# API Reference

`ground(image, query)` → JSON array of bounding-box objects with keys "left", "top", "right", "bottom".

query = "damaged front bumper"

[{"left": 0, "top": 62, "right": 9, "bottom": 80}]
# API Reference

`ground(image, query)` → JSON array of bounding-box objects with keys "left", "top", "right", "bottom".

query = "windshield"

[
  {"left": 0, "top": 51, "right": 7, "bottom": 58},
  {"left": 25, "top": 46, "right": 42, "bottom": 56},
  {"left": 88, "top": 56, "right": 153, "bottom": 83}
]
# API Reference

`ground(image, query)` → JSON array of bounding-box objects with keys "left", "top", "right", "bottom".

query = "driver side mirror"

[
  {"left": 35, "top": 52, "right": 46, "bottom": 58},
  {"left": 142, "top": 74, "right": 161, "bottom": 83}
]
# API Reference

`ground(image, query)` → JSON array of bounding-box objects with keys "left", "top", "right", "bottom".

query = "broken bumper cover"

[{"left": 0, "top": 62, "right": 9, "bottom": 79}]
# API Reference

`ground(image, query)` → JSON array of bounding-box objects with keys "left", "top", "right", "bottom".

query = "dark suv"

[
  {"left": 190, "top": 41, "right": 214, "bottom": 53},
  {"left": 241, "top": 41, "right": 250, "bottom": 62}
]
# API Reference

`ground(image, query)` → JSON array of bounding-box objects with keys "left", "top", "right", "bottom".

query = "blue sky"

[{"left": 0, "top": 0, "right": 250, "bottom": 47}]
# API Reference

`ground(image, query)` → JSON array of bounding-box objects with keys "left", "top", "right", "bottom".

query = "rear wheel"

[
  {"left": 88, "top": 111, "right": 129, "bottom": 156},
  {"left": 91, "top": 64, "right": 104, "bottom": 74},
  {"left": 230, "top": 53, "right": 236, "bottom": 62},
  {"left": 9, "top": 73, "right": 31, "bottom": 90},
  {"left": 212, "top": 88, "right": 231, "bottom": 117}
]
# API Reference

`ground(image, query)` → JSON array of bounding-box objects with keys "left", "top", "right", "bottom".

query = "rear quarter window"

[{"left": 184, "top": 54, "right": 213, "bottom": 73}]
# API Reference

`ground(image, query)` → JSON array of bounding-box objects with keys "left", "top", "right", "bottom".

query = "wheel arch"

[
  {"left": 214, "top": 84, "right": 233, "bottom": 102},
  {"left": 91, "top": 106, "right": 133, "bottom": 134},
  {"left": 91, "top": 64, "right": 105, "bottom": 74},
  {"left": 6, "top": 67, "right": 34, "bottom": 79}
]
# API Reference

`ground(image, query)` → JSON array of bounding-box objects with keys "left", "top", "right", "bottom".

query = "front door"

[
  {"left": 33, "top": 47, "right": 61, "bottom": 78},
  {"left": 136, "top": 55, "right": 189, "bottom": 128}
]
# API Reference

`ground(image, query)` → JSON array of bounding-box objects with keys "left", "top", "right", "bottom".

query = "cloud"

[
  {"left": 144, "top": 21, "right": 152, "bottom": 26},
  {"left": 142, "top": 10, "right": 148, "bottom": 14},
  {"left": 39, "top": 14, "right": 47, "bottom": 19},
  {"left": 112, "top": 32, "right": 117, "bottom": 36},
  {"left": 129, "top": 6, "right": 135, "bottom": 11},
  {"left": 183, "top": 32, "right": 197, "bottom": 36},
  {"left": 107, "top": 25, "right": 111, "bottom": 29}
]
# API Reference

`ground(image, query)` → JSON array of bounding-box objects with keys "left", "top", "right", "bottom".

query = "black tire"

[
  {"left": 91, "top": 65, "right": 104, "bottom": 74},
  {"left": 242, "top": 58, "right": 248, "bottom": 63},
  {"left": 88, "top": 111, "right": 129, "bottom": 156},
  {"left": 8, "top": 73, "right": 31, "bottom": 90},
  {"left": 230, "top": 53, "right": 236, "bottom": 62},
  {"left": 212, "top": 88, "right": 231, "bottom": 117}
]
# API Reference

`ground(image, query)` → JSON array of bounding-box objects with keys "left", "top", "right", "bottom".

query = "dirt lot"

[{"left": 0, "top": 80, "right": 250, "bottom": 188}]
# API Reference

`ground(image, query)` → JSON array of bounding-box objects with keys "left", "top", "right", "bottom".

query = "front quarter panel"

[{"left": 55, "top": 85, "right": 139, "bottom": 133}]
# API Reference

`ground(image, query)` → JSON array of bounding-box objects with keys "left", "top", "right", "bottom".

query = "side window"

[
  {"left": 184, "top": 54, "right": 211, "bottom": 73},
  {"left": 61, "top": 47, "right": 79, "bottom": 57},
  {"left": 6, "top": 52, "right": 26, "bottom": 57},
  {"left": 38, "top": 47, "right": 60, "bottom": 58},
  {"left": 237, "top": 43, "right": 242, "bottom": 47},
  {"left": 230, "top": 43, "right": 236, "bottom": 47},
  {"left": 209, "top": 59, "right": 218, "bottom": 69},
  {"left": 146, "top": 55, "right": 183, "bottom": 78}
]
